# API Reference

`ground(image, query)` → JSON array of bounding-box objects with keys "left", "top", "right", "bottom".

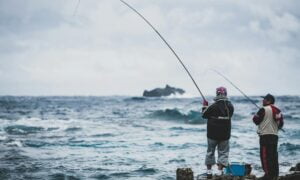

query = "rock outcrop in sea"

[{"left": 143, "top": 85, "right": 185, "bottom": 97}]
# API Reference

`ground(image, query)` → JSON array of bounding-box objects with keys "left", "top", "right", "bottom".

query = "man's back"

[{"left": 203, "top": 100, "right": 234, "bottom": 141}]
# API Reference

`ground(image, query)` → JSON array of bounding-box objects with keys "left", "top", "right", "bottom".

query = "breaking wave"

[
  {"left": 279, "top": 143, "right": 300, "bottom": 156},
  {"left": 148, "top": 108, "right": 205, "bottom": 124},
  {"left": 4, "top": 125, "right": 44, "bottom": 135}
]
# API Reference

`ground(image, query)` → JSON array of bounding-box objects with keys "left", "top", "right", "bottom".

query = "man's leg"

[
  {"left": 260, "top": 135, "right": 278, "bottom": 179},
  {"left": 260, "top": 136, "right": 269, "bottom": 178},
  {"left": 268, "top": 135, "right": 279, "bottom": 178},
  {"left": 217, "top": 140, "right": 229, "bottom": 175},
  {"left": 205, "top": 138, "right": 217, "bottom": 178}
]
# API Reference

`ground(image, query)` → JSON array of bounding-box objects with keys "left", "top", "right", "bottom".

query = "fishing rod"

[
  {"left": 120, "top": 0, "right": 206, "bottom": 102},
  {"left": 212, "top": 69, "right": 260, "bottom": 109}
]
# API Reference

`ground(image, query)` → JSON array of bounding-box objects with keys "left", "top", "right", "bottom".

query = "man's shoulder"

[
  {"left": 203, "top": 102, "right": 218, "bottom": 112},
  {"left": 270, "top": 104, "right": 281, "bottom": 112}
]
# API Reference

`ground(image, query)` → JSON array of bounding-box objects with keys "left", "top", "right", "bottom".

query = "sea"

[{"left": 0, "top": 95, "right": 299, "bottom": 180}]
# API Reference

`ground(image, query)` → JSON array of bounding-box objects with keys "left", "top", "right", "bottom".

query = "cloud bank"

[{"left": 0, "top": 0, "right": 299, "bottom": 96}]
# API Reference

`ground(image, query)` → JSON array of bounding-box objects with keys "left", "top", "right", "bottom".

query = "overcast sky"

[{"left": 0, "top": 0, "right": 299, "bottom": 96}]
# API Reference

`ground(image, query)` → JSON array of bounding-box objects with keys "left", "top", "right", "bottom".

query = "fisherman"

[
  {"left": 253, "top": 94, "right": 284, "bottom": 180},
  {"left": 202, "top": 87, "right": 234, "bottom": 178}
]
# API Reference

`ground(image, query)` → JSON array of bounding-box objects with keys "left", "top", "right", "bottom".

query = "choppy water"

[{"left": 0, "top": 96, "right": 299, "bottom": 179}]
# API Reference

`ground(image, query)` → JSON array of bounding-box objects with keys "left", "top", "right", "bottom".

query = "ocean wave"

[
  {"left": 149, "top": 142, "right": 164, "bottom": 148},
  {"left": 0, "top": 114, "right": 19, "bottom": 120},
  {"left": 0, "top": 135, "right": 7, "bottom": 141},
  {"left": 24, "top": 139, "right": 115, "bottom": 148},
  {"left": 279, "top": 143, "right": 300, "bottom": 155},
  {"left": 169, "top": 127, "right": 205, "bottom": 132},
  {"left": 47, "top": 127, "right": 60, "bottom": 131},
  {"left": 283, "top": 114, "right": 300, "bottom": 121},
  {"left": 279, "top": 143, "right": 300, "bottom": 151},
  {"left": 232, "top": 114, "right": 247, "bottom": 121},
  {"left": 1, "top": 149, "right": 30, "bottom": 161},
  {"left": 164, "top": 93, "right": 195, "bottom": 99},
  {"left": 4, "top": 125, "right": 44, "bottom": 135},
  {"left": 90, "top": 174, "right": 110, "bottom": 179},
  {"left": 24, "top": 140, "right": 50, "bottom": 148},
  {"left": 65, "top": 127, "right": 82, "bottom": 132},
  {"left": 133, "top": 166, "right": 158, "bottom": 175},
  {"left": 285, "top": 130, "right": 300, "bottom": 139},
  {"left": 166, "top": 143, "right": 201, "bottom": 150},
  {"left": 0, "top": 168, "right": 10, "bottom": 179},
  {"left": 91, "top": 133, "right": 116, "bottom": 137},
  {"left": 109, "top": 172, "right": 131, "bottom": 177},
  {"left": 148, "top": 108, "right": 205, "bottom": 124},
  {"left": 125, "top": 97, "right": 147, "bottom": 101},
  {"left": 125, "top": 96, "right": 161, "bottom": 102},
  {"left": 168, "top": 158, "right": 186, "bottom": 163},
  {"left": 5, "top": 140, "right": 23, "bottom": 147},
  {"left": 49, "top": 173, "right": 80, "bottom": 180},
  {"left": 230, "top": 97, "right": 260, "bottom": 104},
  {"left": 277, "top": 96, "right": 300, "bottom": 103}
]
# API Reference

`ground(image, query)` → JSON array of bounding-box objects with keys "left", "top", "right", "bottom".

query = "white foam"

[
  {"left": 15, "top": 117, "right": 69, "bottom": 130},
  {"left": 6, "top": 140, "right": 23, "bottom": 147},
  {"left": 0, "top": 135, "right": 7, "bottom": 141},
  {"left": 165, "top": 93, "right": 198, "bottom": 99}
]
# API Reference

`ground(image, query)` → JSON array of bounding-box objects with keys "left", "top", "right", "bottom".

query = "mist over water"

[{"left": 0, "top": 96, "right": 299, "bottom": 179}]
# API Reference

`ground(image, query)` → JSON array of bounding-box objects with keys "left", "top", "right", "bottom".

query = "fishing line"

[
  {"left": 211, "top": 69, "right": 260, "bottom": 109},
  {"left": 212, "top": 69, "right": 285, "bottom": 132},
  {"left": 120, "top": 0, "right": 206, "bottom": 102},
  {"left": 73, "top": 0, "right": 80, "bottom": 17}
]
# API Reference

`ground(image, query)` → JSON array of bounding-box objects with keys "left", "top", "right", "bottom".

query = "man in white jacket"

[{"left": 253, "top": 94, "right": 284, "bottom": 180}]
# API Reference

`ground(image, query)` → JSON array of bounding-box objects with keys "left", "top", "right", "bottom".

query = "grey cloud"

[{"left": 0, "top": 0, "right": 299, "bottom": 95}]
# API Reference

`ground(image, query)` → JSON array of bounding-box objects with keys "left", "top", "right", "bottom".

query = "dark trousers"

[{"left": 259, "top": 135, "right": 279, "bottom": 179}]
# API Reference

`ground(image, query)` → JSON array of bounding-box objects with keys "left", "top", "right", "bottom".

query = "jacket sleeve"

[
  {"left": 271, "top": 105, "right": 284, "bottom": 129},
  {"left": 229, "top": 102, "right": 234, "bottom": 118},
  {"left": 253, "top": 108, "right": 265, "bottom": 125},
  {"left": 278, "top": 114, "right": 284, "bottom": 129},
  {"left": 202, "top": 104, "right": 214, "bottom": 119}
]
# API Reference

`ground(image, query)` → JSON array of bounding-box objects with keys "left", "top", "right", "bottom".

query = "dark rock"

[
  {"left": 143, "top": 85, "right": 185, "bottom": 97},
  {"left": 289, "top": 163, "right": 300, "bottom": 172},
  {"left": 282, "top": 163, "right": 300, "bottom": 180},
  {"left": 176, "top": 168, "right": 193, "bottom": 180},
  {"left": 245, "top": 164, "right": 252, "bottom": 175},
  {"left": 195, "top": 174, "right": 256, "bottom": 180},
  {"left": 177, "top": 163, "right": 300, "bottom": 180},
  {"left": 278, "top": 172, "right": 300, "bottom": 180}
]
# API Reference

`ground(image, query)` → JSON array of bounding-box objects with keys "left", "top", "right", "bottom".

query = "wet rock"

[
  {"left": 278, "top": 172, "right": 300, "bottom": 180},
  {"left": 206, "top": 174, "right": 255, "bottom": 180},
  {"left": 176, "top": 168, "right": 193, "bottom": 180},
  {"left": 289, "top": 163, "right": 300, "bottom": 172},
  {"left": 279, "top": 163, "right": 300, "bottom": 180},
  {"left": 252, "top": 163, "right": 300, "bottom": 180}
]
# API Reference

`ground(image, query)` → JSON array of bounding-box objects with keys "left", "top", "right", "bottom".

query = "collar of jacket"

[{"left": 213, "top": 96, "right": 228, "bottom": 101}]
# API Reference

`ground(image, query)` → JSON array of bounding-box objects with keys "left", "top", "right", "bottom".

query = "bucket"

[{"left": 225, "top": 162, "right": 246, "bottom": 176}]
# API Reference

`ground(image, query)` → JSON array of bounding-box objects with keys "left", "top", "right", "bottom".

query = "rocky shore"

[{"left": 176, "top": 163, "right": 300, "bottom": 180}]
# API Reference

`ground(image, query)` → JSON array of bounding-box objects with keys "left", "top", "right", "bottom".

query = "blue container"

[{"left": 225, "top": 162, "right": 246, "bottom": 176}]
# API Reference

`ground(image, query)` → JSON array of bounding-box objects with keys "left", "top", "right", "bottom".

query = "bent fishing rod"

[
  {"left": 212, "top": 69, "right": 260, "bottom": 109},
  {"left": 120, "top": 0, "right": 206, "bottom": 102}
]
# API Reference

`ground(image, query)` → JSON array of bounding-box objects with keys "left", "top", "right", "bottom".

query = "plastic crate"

[{"left": 225, "top": 162, "right": 246, "bottom": 176}]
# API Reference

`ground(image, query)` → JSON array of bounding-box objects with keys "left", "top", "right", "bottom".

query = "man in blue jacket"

[{"left": 202, "top": 87, "right": 234, "bottom": 178}]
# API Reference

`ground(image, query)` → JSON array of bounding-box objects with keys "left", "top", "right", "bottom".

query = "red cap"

[{"left": 216, "top": 86, "right": 227, "bottom": 96}]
